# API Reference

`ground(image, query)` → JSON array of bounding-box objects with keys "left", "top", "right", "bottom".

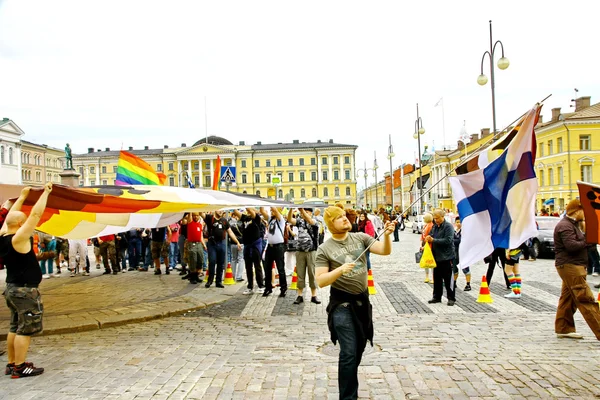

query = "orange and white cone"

[
  {"left": 476, "top": 276, "right": 493, "bottom": 303},
  {"left": 289, "top": 267, "right": 298, "bottom": 290},
  {"left": 367, "top": 269, "right": 377, "bottom": 295},
  {"left": 273, "top": 262, "right": 280, "bottom": 287},
  {"left": 597, "top": 286, "right": 600, "bottom": 303},
  {"left": 224, "top": 263, "right": 235, "bottom": 285}
]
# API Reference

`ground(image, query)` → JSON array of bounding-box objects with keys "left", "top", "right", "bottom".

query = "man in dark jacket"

[
  {"left": 553, "top": 199, "right": 600, "bottom": 340},
  {"left": 424, "top": 209, "right": 456, "bottom": 306}
]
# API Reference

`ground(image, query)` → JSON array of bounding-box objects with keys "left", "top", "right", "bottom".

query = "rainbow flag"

[
  {"left": 212, "top": 155, "right": 221, "bottom": 190},
  {"left": 115, "top": 151, "right": 167, "bottom": 186}
]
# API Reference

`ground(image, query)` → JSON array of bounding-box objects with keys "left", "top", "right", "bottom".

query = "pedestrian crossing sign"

[{"left": 220, "top": 166, "right": 236, "bottom": 184}]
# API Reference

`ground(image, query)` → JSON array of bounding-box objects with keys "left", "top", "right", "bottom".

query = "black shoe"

[
  {"left": 154, "top": 270, "right": 162, "bottom": 275},
  {"left": 205, "top": 283, "right": 211, "bottom": 288},
  {"left": 262, "top": 289, "right": 273, "bottom": 297},
  {"left": 293, "top": 296, "right": 303, "bottom": 304},
  {"left": 595, "top": 283, "right": 600, "bottom": 289},
  {"left": 11, "top": 362, "right": 44, "bottom": 379},
  {"left": 216, "top": 283, "right": 224, "bottom": 288},
  {"left": 128, "top": 267, "right": 135, "bottom": 271},
  {"left": 179, "top": 270, "right": 188, "bottom": 276},
  {"left": 464, "top": 284, "right": 472, "bottom": 291},
  {"left": 112, "top": 271, "right": 118, "bottom": 275},
  {"left": 102, "top": 271, "right": 111, "bottom": 275},
  {"left": 165, "top": 269, "right": 170, "bottom": 275},
  {"left": 5, "top": 363, "right": 14, "bottom": 376},
  {"left": 311, "top": 296, "right": 321, "bottom": 304},
  {"left": 427, "top": 298, "right": 441, "bottom": 304},
  {"left": 236, "top": 278, "right": 245, "bottom": 282},
  {"left": 447, "top": 300, "right": 455, "bottom": 306},
  {"left": 279, "top": 289, "right": 287, "bottom": 298}
]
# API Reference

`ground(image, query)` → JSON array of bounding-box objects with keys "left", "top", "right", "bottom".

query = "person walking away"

[
  {"left": 424, "top": 209, "right": 456, "bottom": 306},
  {"left": 0, "top": 184, "right": 52, "bottom": 378},
  {"left": 504, "top": 247, "right": 523, "bottom": 298},
  {"left": 232, "top": 208, "right": 263, "bottom": 293},
  {"left": 115, "top": 232, "right": 128, "bottom": 273},
  {"left": 126, "top": 228, "right": 143, "bottom": 271},
  {"left": 68, "top": 238, "right": 88, "bottom": 276},
  {"left": 261, "top": 207, "right": 287, "bottom": 297},
  {"left": 150, "top": 227, "right": 170, "bottom": 275},
  {"left": 204, "top": 211, "right": 241, "bottom": 288},
  {"left": 228, "top": 212, "right": 245, "bottom": 282},
  {"left": 315, "top": 206, "right": 395, "bottom": 400},
  {"left": 452, "top": 217, "right": 471, "bottom": 291},
  {"left": 420, "top": 213, "right": 434, "bottom": 284},
  {"left": 553, "top": 199, "right": 600, "bottom": 340},
  {"left": 288, "top": 207, "right": 321, "bottom": 304},
  {"left": 485, "top": 247, "right": 512, "bottom": 290}
]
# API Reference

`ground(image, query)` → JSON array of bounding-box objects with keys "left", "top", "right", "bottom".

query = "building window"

[
  {"left": 278, "top": 189, "right": 283, "bottom": 199},
  {"left": 345, "top": 170, "right": 350, "bottom": 180},
  {"left": 311, "top": 171, "right": 317, "bottom": 181},
  {"left": 311, "top": 158, "right": 316, "bottom": 166},
  {"left": 288, "top": 159, "right": 293, "bottom": 166},
  {"left": 346, "top": 186, "right": 351, "bottom": 196},
  {"left": 204, "top": 176, "right": 210, "bottom": 187},
  {"left": 580, "top": 135, "right": 591, "bottom": 150},
  {"left": 312, "top": 188, "right": 317, "bottom": 197},
  {"left": 47, "top": 173, "right": 51, "bottom": 182},
  {"left": 548, "top": 140, "right": 553, "bottom": 155},
  {"left": 301, "top": 188, "right": 306, "bottom": 198},
  {"left": 323, "top": 187, "right": 329, "bottom": 197},
  {"left": 0, "top": 146, "right": 3, "bottom": 163},
  {"left": 169, "top": 177, "right": 174, "bottom": 186},
  {"left": 102, "top": 166, "right": 107, "bottom": 174},
  {"left": 204, "top": 161, "right": 209, "bottom": 170},
  {"left": 255, "top": 160, "right": 260, "bottom": 168},
  {"left": 79, "top": 181, "right": 84, "bottom": 187},
  {"left": 344, "top": 156, "right": 350, "bottom": 164},
  {"left": 195, "top": 176, "right": 200, "bottom": 186},
  {"left": 548, "top": 168, "right": 554, "bottom": 185},
  {"left": 334, "top": 187, "right": 340, "bottom": 196},
  {"left": 581, "top": 165, "right": 593, "bottom": 182},
  {"left": 333, "top": 156, "right": 339, "bottom": 165},
  {"left": 289, "top": 189, "right": 295, "bottom": 198},
  {"left": 241, "top": 160, "right": 247, "bottom": 168},
  {"left": 155, "top": 164, "right": 161, "bottom": 172},
  {"left": 255, "top": 173, "right": 260, "bottom": 183},
  {"left": 242, "top": 174, "right": 247, "bottom": 184},
  {"left": 102, "top": 180, "right": 107, "bottom": 185},
  {"left": 289, "top": 172, "right": 294, "bottom": 182},
  {"left": 193, "top": 162, "right": 199, "bottom": 170},
  {"left": 299, "top": 158, "right": 305, "bottom": 166},
  {"left": 90, "top": 166, "right": 95, "bottom": 174},
  {"left": 277, "top": 159, "right": 282, "bottom": 167},
  {"left": 225, "top": 160, "right": 231, "bottom": 167},
  {"left": 113, "top": 166, "right": 117, "bottom": 173},
  {"left": 322, "top": 171, "right": 328, "bottom": 181},
  {"left": 27, "top": 171, "right": 31, "bottom": 180},
  {"left": 539, "top": 143, "right": 544, "bottom": 157},
  {"left": 300, "top": 172, "right": 305, "bottom": 181},
  {"left": 256, "top": 190, "right": 261, "bottom": 197},
  {"left": 539, "top": 170, "right": 544, "bottom": 186},
  {"left": 183, "top": 161, "right": 189, "bottom": 170},
  {"left": 266, "top": 160, "right": 271, "bottom": 167},
  {"left": 79, "top": 166, "right": 84, "bottom": 175},
  {"left": 557, "top": 137, "right": 563, "bottom": 153},
  {"left": 168, "top": 162, "right": 174, "bottom": 171},
  {"left": 322, "top": 157, "right": 327, "bottom": 165},
  {"left": 90, "top": 180, "right": 96, "bottom": 186},
  {"left": 8, "top": 148, "right": 13, "bottom": 164},
  {"left": 266, "top": 173, "right": 272, "bottom": 183},
  {"left": 558, "top": 166, "right": 564, "bottom": 184},
  {"left": 334, "top": 170, "right": 339, "bottom": 180}
]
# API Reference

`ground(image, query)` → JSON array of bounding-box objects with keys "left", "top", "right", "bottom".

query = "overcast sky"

[{"left": 1, "top": 0, "right": 598, "bottom": 190}]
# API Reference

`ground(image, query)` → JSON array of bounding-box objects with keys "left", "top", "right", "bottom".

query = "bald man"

[{"left": 0, "top": 183, "right": 52, "bottom": 378}]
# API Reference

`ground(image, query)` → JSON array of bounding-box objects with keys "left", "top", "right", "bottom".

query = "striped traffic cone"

[
  {"left": 476, "top": 276, "right": 493, "bottom": 303},
  {"left": 273, "top": 262, "right": 280, "bottom": 287},
  {"left": 367, "top": 269, "right": 377, "bottom": 295},
  {"left": 597, "top": 286, "right": 600, "bottom": 303},
  {"left": 203, "top": 269, "right": 210, "bottom": 283},
  {"left": 289, "top": 267, "right": 298, "bottom": 290},
  {"left": 223, "top": 263, "right": 235, "bottom": 285}
]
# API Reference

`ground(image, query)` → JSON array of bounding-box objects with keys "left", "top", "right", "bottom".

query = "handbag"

[
  {"left": 415, "top": 250, "right": 423, "bottom": 263},
  {"left": 286, "top": 239, "right": 298, "bottom": 252},
  {"left": 419, "top": 243, "right": 437, "bottom": 269}
]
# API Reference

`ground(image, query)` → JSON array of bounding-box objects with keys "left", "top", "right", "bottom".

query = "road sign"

[
  {"left": 272, "top": 175, "right": 281, "bottom": 185},
  {"left": 220, "top": 166, "right": 236, "bottom": 184}
]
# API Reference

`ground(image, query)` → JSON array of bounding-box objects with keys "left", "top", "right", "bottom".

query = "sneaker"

[
  {"left": 594, "top": 272, "right": 600, "bottom": 277},
  {"left": 102, "top": 271, "right": 111, "bottom": 275},
  {"left": 55, "top": 269, "right": 61, "bottom": 274},
  {"left": 5, "top": 363, "right": 14, "bottom": 375},
  {"left": 165, "top": 269, "right": 170, "bottom": 275},
  {"left": 96, "top": 264, "right": 101, "bottom": 270},
  {"left": 82, "top": 272, "right": 90, "bottom": 276},
  {"left": 70, "top": 272, "right": 76, "bottom": 277},
  {"left": 236, "top": 278, "right": 245, "bottom": 282},
  {"left": 504, "top": 292, "right": 521, "bottom": 299},
  {"left": 256, "top": 287, "right": 265, "bottom": 294},
  {"left": 243, "top": 288, "right": 254, "bottom": 295},
  {"left": 557, "top": 332, "right": 583, "bottom": 339},
  {"left": 42, "top": 274, "right": 51, "bottom": 279},
  {"left": 11, "top": 362, "right": 44, "bottom": 379},
  {"left": 447, "top": 300, "right": 455, "bottom": 306},
  {"left": 464, "top": 283, "right": 472, "bottom": 292},
  {"left": 138, "top": 268, "right": 148, "bottom": 272},
  {"left": 424, "top": 277, "right": 430, "bottom": 283},
  {"left": 311, "top": 296, "right": 321, "bottom": 304},
  {"left": 293, "top": 296, "right": 304, "bottom": 304},
  {"left": 128, "top": 267, "right": 135, "bottom": 271},
  {"left": 154, "top": 270, "right": 162, "bottom": 275},
  {"left": 112, "top": 271, "right": 118, "bottom": 275},
  {"left": 122, "top": 269, "right": 126, "bottom": 273}
]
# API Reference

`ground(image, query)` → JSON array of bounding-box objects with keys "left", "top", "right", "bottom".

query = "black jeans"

[
  {"left": 244, "top": 239, "right": 264, "bottom": 289},
  {"left": 264, "top": 243, "right": 287, "bottom": 291},
  {"left": 332, "top": 305, "right": 365, "bottom": 400},
  {"left": 432, "top": 259, "right": 455, "bottom": 301},
  {"left": 486, "top": 248, "right": 511, "bottom": 288},
  {"left": 207, "top": 239, "right": 226, "bottom": 285}
]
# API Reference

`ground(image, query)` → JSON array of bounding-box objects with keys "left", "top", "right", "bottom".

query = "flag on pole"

[
  {"left": 434, "top": 97, "right": 443, "bottom": 107},
  {"left": 115, "top": 151, "right": 167, "bottom": 186},
  {"left": 186, "top": 173, "right": 195, "bottom": 189},
  {"left": 577, "top": 181, "right": 600, "bottom": 244},
  {"left": 212, "top": 155, "right": 221, "bottom": 190},
  {"left": 448, "top": 104, "right": 541, "bottom": 268}
]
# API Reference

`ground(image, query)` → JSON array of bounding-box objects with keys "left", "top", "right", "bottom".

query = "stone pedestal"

[{"left": 59, "top": 169, "right": 81, "bottom": 187}]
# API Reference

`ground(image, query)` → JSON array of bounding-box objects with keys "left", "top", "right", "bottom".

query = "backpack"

[{"left": 296, "top": 218, "right": 317, "bottom": 252}]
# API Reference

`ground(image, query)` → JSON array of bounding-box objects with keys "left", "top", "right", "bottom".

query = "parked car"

[
  {"left": 412, "top": 215, "right": 425, "bottom": 234},
  {"left": 531, "top": 216, "right": 561, "bottom": 258}
]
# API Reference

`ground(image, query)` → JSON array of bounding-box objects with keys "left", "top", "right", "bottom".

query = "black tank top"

[{"left": 0, "top": 234, "right": 42, "bottom": 285}]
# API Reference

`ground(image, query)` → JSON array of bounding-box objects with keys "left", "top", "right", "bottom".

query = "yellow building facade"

[
  {"left": 72, "top": 136, "right": 358, "bottom": 206},
  {"left": 20, "top": 140, "right": 64, "bottom": 185}
]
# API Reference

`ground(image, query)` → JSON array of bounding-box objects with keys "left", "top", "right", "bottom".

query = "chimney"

[
  {"left": 329, "top": 139, "right": 333, "bottom": 143},
  {"left": 105, "top": 147, "right": 110, "bottom": 151},
  {"left": 239, "top": 141, "right": 245, "bottom": 145},
  {"left": 97, "top": 149, "right": 101, "bottom": 152},
  {"left": 551, "top": 107, "right": 561, "bottom": 122},
  {"left": 144, "top": 146, "right": 149, "bottom": 150},
  {"left": 457, "top": 140, "right": 464, "bottom": 150},
  {"left": 181, "top": 143, "right": 186, "bottom": 147},
  {"left": 480, "top": 128, "right": 491, "bottom": 138},
  {"left": 88, "top": 147, "right": 94, "bottom": 153},
  {"left": 575, "top": 96, "right": 591, "bottom": 111},
  {"left": 128, "top": 146, "right": 133, "bottom": 151},
  {"left": 537, "top": 115, "right": 543, "bottom": 124},
  {"left": 293, "top": 139, "right": 299, "bottom": 144},
  {"left": 256, "top": 141, "right": 261, "bottom": 145},
  {"left": 317, "top": 140, "right": 321, "bottom": 143},
  {"left": 469, "top": 134, "right": 479, "bottom": 144},
  {"left": 164, "top": 145, "right": 168, "bottom": 149}
]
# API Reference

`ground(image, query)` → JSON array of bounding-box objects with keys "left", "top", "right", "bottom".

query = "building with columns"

[
  {"left": 72, "top": 136, "right": 359, "bottom": 206},
  {"left": 0, "top": 118, "right": 24, "bottom": 184},
  {"left": 20, "top": 140, "right": 64, "bottom": 185}
]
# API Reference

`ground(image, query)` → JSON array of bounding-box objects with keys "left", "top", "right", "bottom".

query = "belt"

[
  {"left": 7, "top": 283, "right": 39, "bottom": 288},
  {"left": 268, "top": 243, "right": 284, "bottom": 247}
]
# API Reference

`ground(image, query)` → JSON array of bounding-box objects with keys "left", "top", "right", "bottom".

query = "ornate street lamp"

[{"left": 413, "top": 103, "right": 425, "bottom": 214}]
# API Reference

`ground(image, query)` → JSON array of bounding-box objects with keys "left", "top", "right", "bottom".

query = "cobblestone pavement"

[{"left": 2, "top": 231, "right": 600, "bottom": 399}]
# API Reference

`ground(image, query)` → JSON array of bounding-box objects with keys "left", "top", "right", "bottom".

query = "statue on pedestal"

[{"left": 64, "top": 143, "right": 73, "bottom": 170}]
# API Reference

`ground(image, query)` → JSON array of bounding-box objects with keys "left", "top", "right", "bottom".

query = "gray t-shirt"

[{"left": 315, "top": 233, "right": 376, "bottom": 294}]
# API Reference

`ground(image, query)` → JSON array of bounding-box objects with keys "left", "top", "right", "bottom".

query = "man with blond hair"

[{"left": 0, "top": 183, "right": 52, "bottom": 378}]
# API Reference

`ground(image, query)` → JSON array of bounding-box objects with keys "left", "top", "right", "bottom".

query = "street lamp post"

[
  {"left": 356, "top": 161, "right": 374, "bottom": 209},
  {"left": 413, "top": 103, "right": 425, "bottom": 214},
  {"left": 373, "top": 151, "right": 379, "bottom": 211},
  {"left": 387, "top": 134, "right": 395, "bottom": 211},
  {"left": 477, "top": 20, "right": 510, "bottom": 134}
]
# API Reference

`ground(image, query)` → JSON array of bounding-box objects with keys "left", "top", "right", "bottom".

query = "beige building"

[
  {"left": 20, "top": 140, "right": 64, "bottom": 185},
  {"left": 0, "top": 118, "right": 24, "bottom": 184}
]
